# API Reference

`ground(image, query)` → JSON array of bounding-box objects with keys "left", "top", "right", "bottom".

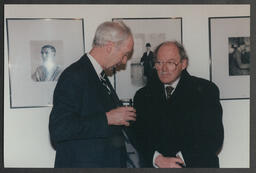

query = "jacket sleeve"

[
  {"left": 182, "top": 82, "right": 224, "bottom": 168},
  {"left": 49, "top": 69, "right": 109, "bottom": 148}
]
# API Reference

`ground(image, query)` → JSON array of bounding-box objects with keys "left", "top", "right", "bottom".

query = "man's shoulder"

[
  {"left": 58, "top": 54, "right": 91, "bottom": 81},
  {"left": 62, "top": 54, "right": 90, "bottom": 75},
  {"left": 135, "top": 86, "right": 148, "bottom": 97},
  {"left": 188, "top": 75, "right": 219, "bottom": 95},
  {"left": 134, "top": 82, "right": 162, "bottom": 100},
  {"left": 134, "top": 85, "right": 154, "bottom": 100}
]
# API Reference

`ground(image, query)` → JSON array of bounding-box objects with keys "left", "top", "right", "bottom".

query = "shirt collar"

[
  {"left": 164, "top": 77, "right": 180, "bottom": 89},
  {"left": 87, "top": 53, "right": 103, "bottom": 79},
  {"left": 164, "top": 77, "right": 180, "bottom": 96}
]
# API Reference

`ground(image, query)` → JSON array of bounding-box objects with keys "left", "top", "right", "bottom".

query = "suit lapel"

[
  {"left": 84, "top": 55, "right": 117, "bottom": 111},
  {"left": 167, "top": 70, "right": 190, "bottom": 103}
]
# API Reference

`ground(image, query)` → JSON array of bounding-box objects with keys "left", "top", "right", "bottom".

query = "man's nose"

[{"left": 161, "top": 62, "right": 168, "bottom": 71}]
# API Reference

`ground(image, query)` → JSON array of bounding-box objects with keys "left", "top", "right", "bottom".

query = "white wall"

[{"left": 4, "top": 4, "right": 250, "bottom": 168}]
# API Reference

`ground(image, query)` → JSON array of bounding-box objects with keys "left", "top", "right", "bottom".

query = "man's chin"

[
  {"left": 159, "top": 77, "right": 174, "bottom": 84},
  {"left": 106, "top": 65, "right": 117, "bottom": 71},
  {"left": 111, "top": 63, "right": 126, "bottom": 71}
]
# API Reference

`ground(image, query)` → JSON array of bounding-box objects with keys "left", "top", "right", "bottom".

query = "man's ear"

[
  {"left": 181, "top": 59, "right": 188, "bottom": 70},
  {"left": 105, "top": 41, "right": 115, "bottom": 54}
]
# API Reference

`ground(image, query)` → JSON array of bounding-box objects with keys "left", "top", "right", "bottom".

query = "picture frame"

[
  {"left": 209, "top": 16, "right": 250, "bottom": 100},
  {"left": 6, "top": 18, "right": 85, "bottom": 108},
  {"left": 112, "top": 18, "right": 183, "bottom": 101}
]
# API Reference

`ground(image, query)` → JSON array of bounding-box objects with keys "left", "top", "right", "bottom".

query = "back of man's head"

[{"left": 92, "top": 21, "right": 132, "bottom": 47}]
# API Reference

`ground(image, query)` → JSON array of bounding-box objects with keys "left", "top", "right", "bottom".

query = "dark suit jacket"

[
  {"left": 131, "top": 69, "right": 224, "bottom": 168},
  {"left": 49, "top": 54, "right": 127, "bottom": 168}
]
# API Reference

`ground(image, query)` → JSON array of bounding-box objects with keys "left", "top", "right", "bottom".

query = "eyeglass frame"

[{"left": 154, "top": 60, "right": 182, "bottom": 71}]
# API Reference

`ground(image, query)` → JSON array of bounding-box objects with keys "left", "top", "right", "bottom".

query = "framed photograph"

[
  {"left": 6, "top": 18, "right": 85, "bottom": 108},
  {"left": 209, "top": 17, "right": 250, "bottom": 100},
  {"left": 112, "top": 18, "right": 182, "bottom": 101}
]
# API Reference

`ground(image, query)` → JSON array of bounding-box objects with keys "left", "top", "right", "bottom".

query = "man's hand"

[
  {"left": 155, "top": 154, "right": 184, "bottom": 168},
  {"left": 106, "top": 106, "right": 136, "bottom": 126}
]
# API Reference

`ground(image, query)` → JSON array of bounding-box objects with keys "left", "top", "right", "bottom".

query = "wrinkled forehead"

[{"left": 157, "top": 44, "right": 181, "bottom": 61}]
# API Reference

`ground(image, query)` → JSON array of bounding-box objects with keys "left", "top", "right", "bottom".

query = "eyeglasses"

[{"left": 154, "top": 61, "right": 181, "bottom": 71}]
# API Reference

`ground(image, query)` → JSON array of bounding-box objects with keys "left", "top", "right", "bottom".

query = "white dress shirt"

[
  {"left": 87, "top": 53, "right": 103, "bottom": 80},
  {"left": 163, "top": 77, "right": 180, "bottom": 98}
]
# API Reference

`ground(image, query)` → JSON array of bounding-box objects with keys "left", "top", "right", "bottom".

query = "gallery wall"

[{"left": 4, "top": 4, "right": 250, "bottom": 168}]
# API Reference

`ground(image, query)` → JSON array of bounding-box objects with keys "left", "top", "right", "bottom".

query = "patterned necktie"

[
  {"left": 100, "top": 71, "right": 111, "bottom": 95},
  {"left": 166, "top": 86, "right": 174, "bottom": 100}
]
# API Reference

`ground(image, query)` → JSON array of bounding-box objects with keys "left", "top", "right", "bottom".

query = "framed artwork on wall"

[
  {"left": 209, "top": 16, "right": 250, "bottom": 100},
  {"left": 6, "top": 18, "right": 85, "bottom": 108},
  {"left": 112, "top": 17, "right": 182, "bottom": 101}
]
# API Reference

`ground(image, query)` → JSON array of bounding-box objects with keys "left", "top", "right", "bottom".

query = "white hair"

[{"left": 92, "top": 21, "right": 132, "bottom": 47}]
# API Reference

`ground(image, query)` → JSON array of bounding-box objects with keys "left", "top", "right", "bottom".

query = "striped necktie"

[
  {"left": 100, "top": 71, "right": 111, "bottom": 95},
  {"left": 166, "top": 86, "right": 174, "bottom": 100}
]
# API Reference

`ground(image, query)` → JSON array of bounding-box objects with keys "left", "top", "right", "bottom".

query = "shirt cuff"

[
  {"left": 176, "top": 151, "right": 186, "bottom": 167},
  {"left": 153, "top": 151, "right": 162, "bottom": 168}
]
